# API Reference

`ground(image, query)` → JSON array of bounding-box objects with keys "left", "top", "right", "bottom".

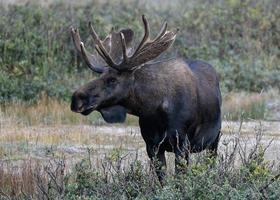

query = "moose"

[{"left": 70, "top": 15, "right": 222, "bottom": 184}]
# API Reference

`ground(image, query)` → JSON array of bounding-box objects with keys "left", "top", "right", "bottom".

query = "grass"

[
  {"left": 223, "top": 91, "right": 266, "bottom": 120},
  {"left": 0, "top": 93, "right": 140, "bottom": 127},
  {"left": 222, "top": 89, "right": 280, "bottom": 121},
  {"left": 0, "top": 94, "right": 100, "bottom": 126}
]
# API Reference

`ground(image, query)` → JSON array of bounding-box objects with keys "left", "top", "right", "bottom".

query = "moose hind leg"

[
  {"left": 168, "top": 129, "right": 189, "bottom": 174},
  {"left": 206, "top": 118, "right": 222, "bottom": 159},
  {"left": 208, "top": 130, "right": 221, "bottom": 159}
]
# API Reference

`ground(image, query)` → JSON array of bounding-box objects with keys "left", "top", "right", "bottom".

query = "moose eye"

[{"left": 106, "top": 77, "right": 117, "bottom": 85}]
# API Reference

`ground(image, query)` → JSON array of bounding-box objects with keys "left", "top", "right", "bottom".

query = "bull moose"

[{"left": 70, "top": 15, "right": 222, "bottom": 183}]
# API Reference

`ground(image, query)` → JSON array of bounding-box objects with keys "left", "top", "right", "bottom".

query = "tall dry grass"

[
  {"left": 222, "top": 89, "right": 279, "bottom": 120},
  {"left": 0, "top": 94, "right": 140, "bottom": 128},
  {"left": 0, "top": 94, "right": 100, "bottom": 127}
]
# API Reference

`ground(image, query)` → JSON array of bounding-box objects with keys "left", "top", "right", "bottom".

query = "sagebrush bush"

[{"left": 0, "top": 0, "right": 279, "bottom": 102}]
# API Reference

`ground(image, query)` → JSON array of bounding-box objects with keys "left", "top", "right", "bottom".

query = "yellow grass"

[
  {"left": 222, "top": 89, "right": 279, "bottom": 120},
  {"left": 0, "top": 95, "right": 99, "bottom": 127},
  {"left": 0, "top": 94, "right": 140, "bottom": 127}
]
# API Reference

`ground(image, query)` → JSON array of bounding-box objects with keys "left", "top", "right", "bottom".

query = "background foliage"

[{"left": 0, "top": 0, "right": 279, "bottom": 103}]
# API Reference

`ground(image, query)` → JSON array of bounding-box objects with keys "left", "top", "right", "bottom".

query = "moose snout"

[
  {"left": 70, "top": 91, "right": 87, "bottom": 113},
  {"left": 70, "top": 90, "right": 99, "bottom": 114},
  {"left": 70, "top": 94, "right": 81, "bottom": 112}
]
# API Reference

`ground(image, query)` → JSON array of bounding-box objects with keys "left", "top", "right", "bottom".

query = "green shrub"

[{"left": 65, "top": 148, "right": 280, "bottom": 199}]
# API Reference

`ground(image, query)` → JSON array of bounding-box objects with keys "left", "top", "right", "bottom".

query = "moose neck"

[
  {"left": 119, "top": 66, "right": 148, "bottom": 116},
  {"left": 119, "top": 60, "right": 183, "bottom": 117}
]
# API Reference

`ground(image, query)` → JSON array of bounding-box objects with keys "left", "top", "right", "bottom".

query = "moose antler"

[
  {"left": 71, "top": 15, "right": 177, "bottom": 73},
  {"left": 71, "top": 26, "right": 134, "bottom": 73},
  {"left": 70, "top": 27, "right": 108, "bottom": 73},
  {"left": 89, "top": 15, "right": 178, "bottom": 71}
]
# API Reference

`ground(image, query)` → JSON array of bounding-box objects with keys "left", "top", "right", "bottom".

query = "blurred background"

[{"left": 0, "top": 0, "right": 280, "bottom": 125}]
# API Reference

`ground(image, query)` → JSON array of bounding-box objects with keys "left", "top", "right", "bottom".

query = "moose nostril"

[
  {"left": 70, "top": 102, "right": 76, "bottom": 112},
  {"left": 71, "top": 101, "right": 84, "bottom": 112},
  {"left": 71, "top": 94, "right": 82, "bottom": 112},
  {"left": 71, "top": 91, "right": 90, "bottom": 112},
  {"left": 78, "top": 104, "right": 84, "bottom": 110}
]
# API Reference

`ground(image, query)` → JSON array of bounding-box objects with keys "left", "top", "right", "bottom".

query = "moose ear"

[{"left": 99, "top": 105, "right": 127, "bottom": 123}]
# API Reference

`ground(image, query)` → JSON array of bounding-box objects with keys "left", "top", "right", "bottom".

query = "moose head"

[{"left": 70, "top": 15, "right": 178, "bottom": 122}]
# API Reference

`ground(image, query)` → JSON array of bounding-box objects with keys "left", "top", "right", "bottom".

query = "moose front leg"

[
  {"left": 146, "top": 144, "right": 167, "bottom": 185},
  {"left": 139, "top": 117, "right": 167, "bottom": 185}
]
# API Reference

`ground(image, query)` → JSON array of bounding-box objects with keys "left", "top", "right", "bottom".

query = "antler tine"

[
  {"left": 89, "top": 22, "right": 118, "bottom": 68},
  {"left": 94, "top": 45, "right": 107, "bottom": 61},
  {"left": 132, "top": 15, "right": 150, "bottom": 57},
  {"left": 71, "top": 27, "right": 82, "bottom": 51},
  {"left": 79, "top": 42, "right": 92, "bottom": 68},
  {"left": 153, "top": 21, "right": 167, "bottom": 42},
  {"left": 95, "top": 45, "right": 117, "bottom": 68},
  {"left": 70, "top": 27, "right": 104, "bottom": 73},
  {"left": 120, "top": 32, "right": 128, "bottom": 64},
  {"left": 79, "top": 42, "right": 104, "bottom": 73},
  {"left": 88, "top": 22, "right": 99, "bottom": 41}
]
